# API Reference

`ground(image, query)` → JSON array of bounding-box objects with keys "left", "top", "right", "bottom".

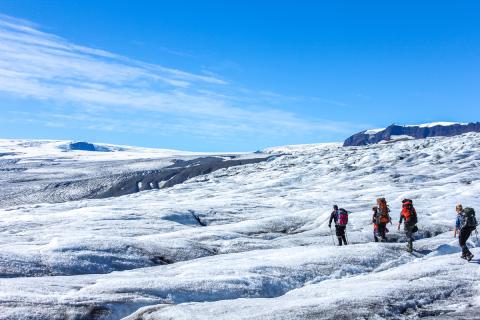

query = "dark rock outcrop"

[{"left": 343, "top": 122, "right": 480, "bottom": 147}]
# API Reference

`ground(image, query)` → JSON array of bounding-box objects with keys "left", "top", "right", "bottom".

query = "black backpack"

[{"left": 462, "top": 207, "right": 478, "bottom": 229}]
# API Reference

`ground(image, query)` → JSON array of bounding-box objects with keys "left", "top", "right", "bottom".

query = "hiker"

[
  {"left": 328, "top": 205, "right": 348, "bottom": 246},
  {"left": 374, "top": 198, "right": 392, "bottom": 242},
  {"left": 398, "top": 199, "right": 418, "bottom": 253},
  {"left": 455, "top": 204, "right": 477, "bottom": 261},
  {"left": 372, "top": 206, "right": 380, "bottom": 242},
  {"left": 454, "top": 204, "right": 463, "bottom": 238}
]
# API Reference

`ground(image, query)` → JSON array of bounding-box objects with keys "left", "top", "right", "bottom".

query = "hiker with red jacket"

[
  {"left": 328, "top": 205, "right": 348, "bottom": 246},
  {"left": 398, "top": 199, "right": 418, "bottom": 253},
  {"left": 374, "top": 198, "right": 392, "bottom": 242}
]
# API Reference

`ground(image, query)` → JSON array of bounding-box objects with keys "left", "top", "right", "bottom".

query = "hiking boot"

[
  {"left": 467, "top": 253, "right": 474, "bottom": 262},
  {"left": 461, "top": 254, "right": 467, "bottom": 260},
  {"left": 407, "top": 242, "right": 413, "bottom": 253}
]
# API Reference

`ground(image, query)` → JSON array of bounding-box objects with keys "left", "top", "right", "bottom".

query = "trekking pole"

[{"left": 329, "top": 227, "right": 335, "bottom": 246}]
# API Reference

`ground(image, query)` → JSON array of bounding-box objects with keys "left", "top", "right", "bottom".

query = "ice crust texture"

[{"left": 0, "top": 134, "right": 480, "bottom": 319}]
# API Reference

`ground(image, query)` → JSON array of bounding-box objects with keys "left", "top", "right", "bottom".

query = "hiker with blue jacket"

[
  {"left": 454, "top": 204, "right": 463, "bottom": 238},
  {"left": 329, "top": 205, "right": 348, "bottom": 246},
  {"left": 454, "top": 204, "right": 477, "bottom": 261}
]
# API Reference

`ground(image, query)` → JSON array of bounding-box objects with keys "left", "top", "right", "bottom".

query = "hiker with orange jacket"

[
  {"left": 398, "top": 199, "right": 418, "bottom": 253},
  {"left": 374, "top": 198, "right": 392, "bottom": 242},
  {"left": 372, "top": 206, "right": 392, "bottom": 242}
]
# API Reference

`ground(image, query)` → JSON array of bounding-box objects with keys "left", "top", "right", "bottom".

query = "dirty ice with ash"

[{"left": 0, "top": 130, "right": 480, "bottom": 320}]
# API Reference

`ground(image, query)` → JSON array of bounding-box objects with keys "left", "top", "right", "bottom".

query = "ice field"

[{"left": 0, "top": 133, "right": 479, "bottom": 319}]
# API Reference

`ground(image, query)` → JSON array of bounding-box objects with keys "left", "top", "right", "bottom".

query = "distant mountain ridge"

[{"left": 343, "top": 122, "right": 480, "bottom": 147}]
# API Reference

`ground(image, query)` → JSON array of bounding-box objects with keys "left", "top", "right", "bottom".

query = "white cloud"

[{"left": 0, "top": 14, "right": 363, "bottom": 144}]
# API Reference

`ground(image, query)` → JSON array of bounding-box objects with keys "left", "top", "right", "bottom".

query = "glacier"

[{"left": 0, "top": 133, "right": 479, "bottom": 319}]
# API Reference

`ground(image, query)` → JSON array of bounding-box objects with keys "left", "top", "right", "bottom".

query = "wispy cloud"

[{"left": 0, "top": 14, "right": 363, "bottom": 147}]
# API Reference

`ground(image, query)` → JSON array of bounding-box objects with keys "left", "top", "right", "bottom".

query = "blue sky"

[{"left": 0, "top": 1, "right": 479, "bottom": 151}]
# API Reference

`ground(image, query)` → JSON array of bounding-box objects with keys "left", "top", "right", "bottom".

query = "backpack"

[
  {"left": 373, "top": 210, "right": 390, "bottom": 224},
  {"left": 462, "top": 207, "right": 478, "bottom": 229},
  {"left": 401, "top": 199, "right": 417, "bottom": 225},
  {"left": 379, "top": 214, "right": 389, "bottom": 224},
  {"left": 337, "top": 208, "right": 349, "bottom": 226},
  {"left": 377, "top": 198, "right": 389, "bottom": 213},
  {"left": 376, "top": 199, "right": 390, "bottom": 224}
]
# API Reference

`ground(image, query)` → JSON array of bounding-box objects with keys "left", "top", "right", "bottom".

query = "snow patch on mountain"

[
  {"left": 378, "top": 134, "right": 416, "bottom": 144},
  {"left": 367, "top": 122, "right": 467, "bottom": 134},
  {"left": 364, "top": 128, "right": 385, "bottom": 135},
  {"left": 410, "top": 122, "right": 468, "bottom": 128}
]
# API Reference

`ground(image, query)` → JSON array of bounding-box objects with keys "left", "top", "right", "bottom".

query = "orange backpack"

[
  {"left": 401, "top": 199, "right": 417, "bottom": 224},
  {"left": 379, "top": 213, "right": 390, "bottom": 224},
  {"left": 376, "top": 198, "right": 390, "bottom": 224}
]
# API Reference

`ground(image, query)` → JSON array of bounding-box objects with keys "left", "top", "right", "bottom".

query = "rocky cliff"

[{"left": 343, "top": 122, "right": 480, "bottom": 147}]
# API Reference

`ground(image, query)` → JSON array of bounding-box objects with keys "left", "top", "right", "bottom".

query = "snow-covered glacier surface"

[{"left": 1, "top": 134, "right": 480, "bottom": 319}]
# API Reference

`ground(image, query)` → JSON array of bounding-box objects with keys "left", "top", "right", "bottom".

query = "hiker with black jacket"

[
  {"left": 455, "top": 204, "right": 477, "bottom": 261},
  {"left": 328, "top": 205, "right": 348, "bottom": 246},
  {"left": 398, "top": 199, "right": 418, "bottom": 253}
]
